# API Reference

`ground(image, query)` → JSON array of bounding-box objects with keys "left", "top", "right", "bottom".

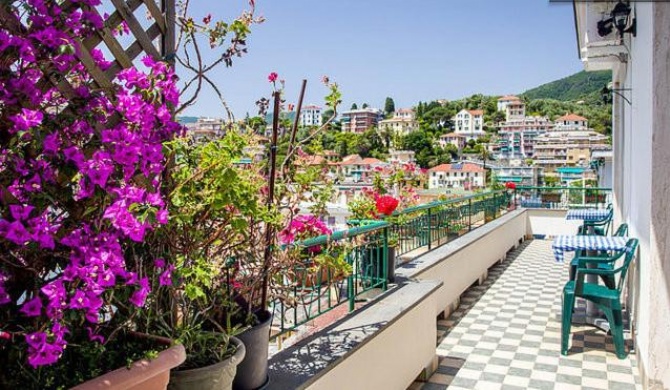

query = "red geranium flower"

[
  {"left": 268, "top": 72, "right": 278, "bottom": 83},
  {"left": 505, "top": 182, "right": 516, "bottom": 190},
  {"left": 376, "top": 195, "right": 399, "bottom": 216}
]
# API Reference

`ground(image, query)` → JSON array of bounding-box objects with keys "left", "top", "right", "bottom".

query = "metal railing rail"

[
  {"left": 271, "top": 191, "right": 516, "bottom": 338},
  {"left": 514, "top": 186, "right": 612, "bottom": 209},
  {"left": 392, "top": 191, "right": 511, "bottom": 256}
]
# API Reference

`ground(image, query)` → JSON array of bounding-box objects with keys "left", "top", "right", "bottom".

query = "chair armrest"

[
  {"left": 575, "top": 266, "right": 617, "bottom": 293},
  {"left": 576, "top": 256, "right": 619, "bottom": 268},
  {"left": 576, "top": 267, "right": 615, "bottom": 276}
]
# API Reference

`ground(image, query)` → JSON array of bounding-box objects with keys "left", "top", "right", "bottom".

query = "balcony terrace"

[
  {"left": 410, "top": 239, "right": 640, "bottom": 390},
  {"left": 265, "top": 189, "right": 642, "bottom": 389}
]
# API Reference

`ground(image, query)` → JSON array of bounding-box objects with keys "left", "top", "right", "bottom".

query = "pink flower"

[{"left": 268, "top": 72, "right": 278, "bottom": 83}]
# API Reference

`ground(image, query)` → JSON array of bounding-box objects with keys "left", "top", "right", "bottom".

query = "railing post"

[
  {"left": 348, "top": 237, "right": 355, "bottom": 312},
  {"left": 427, "top": 207, "right": 432, "bottom": 250},
  {"left": 468, "top": 199, "right": 472, "bottom": 231},
  {"left": 382, "top": 226, "right": 388, "bottom": 290}
]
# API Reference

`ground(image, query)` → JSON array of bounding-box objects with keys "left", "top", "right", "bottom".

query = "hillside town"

[{"left": 181, "top": 93, "right": 612, "bottom": 206}]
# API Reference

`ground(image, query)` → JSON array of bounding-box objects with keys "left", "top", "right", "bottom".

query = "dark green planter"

[
  {"left": 168, "top": 337, "right": 245, "bottom": 390},
  {"left": 233, "top": 310, "right": 272, "bottom": 390}
]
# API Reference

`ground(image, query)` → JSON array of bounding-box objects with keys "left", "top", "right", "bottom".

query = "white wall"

[{"left": 611, "top": 3, "right": 670, "bottom": 387}]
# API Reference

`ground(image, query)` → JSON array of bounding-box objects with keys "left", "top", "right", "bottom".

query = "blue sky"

[{"left": 180, "top": 1, "right": 583, "bottom": 118}]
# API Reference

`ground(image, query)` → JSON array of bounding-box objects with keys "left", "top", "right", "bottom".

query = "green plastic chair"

[
  {"left": 569, "top": 223, "right": 629, "bottom": 287},
  {"left": 577, "top": 206, "right": 613, "bottom": 236},
  {"left": 561, "top": 238, "right": 639, "bottom": 359}
]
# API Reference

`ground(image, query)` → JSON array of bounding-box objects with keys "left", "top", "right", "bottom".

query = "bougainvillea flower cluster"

[
  {"left": 279, "top": 215, "right": 332, "bottom": 245},
  {"left": 0, "top": 0, "right": 181, "bottom": 368},
  {"left": 279, "top": 215, "right": 332, "bottom": 254}
]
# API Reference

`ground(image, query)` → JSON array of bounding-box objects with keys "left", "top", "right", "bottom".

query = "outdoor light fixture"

[
  {"left": 601, "top": 85, "right": 632, "bottom": 105},
  {"left": 597, "top": 1, "right": 636, "bottom": 38}
]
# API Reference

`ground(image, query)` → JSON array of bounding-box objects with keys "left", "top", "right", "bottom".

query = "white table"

[{"left": 566, "top": 208, "right": 611, "bottom": 222}]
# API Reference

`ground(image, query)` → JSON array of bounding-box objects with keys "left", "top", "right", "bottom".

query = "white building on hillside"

[
  {"left": 427, "top": 162, "right": 485, "bottom": 189},
  {"left": 553, "top": 113, "right": 588, "bottom": 131},
  {"left": 497, "top": 95, "right": 522, "bottom": 112},
  {"left": 300, "top": 105, "right": 322, "bottom": 127},
  {"left": 452, "top": 109, "right": 486, "bottom": 141}
]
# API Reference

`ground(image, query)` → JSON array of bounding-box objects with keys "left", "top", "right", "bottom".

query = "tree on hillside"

[
  {"left": 356, "top": 128, "right": 386, "bottom": 158},
  {"left": 246, "top": 116, "right": 267, "bottom": 133},
  {"left": 416, "top": 101, "right": 425, "bottom": 118},
  {"left": 422, "top": 106, "right": 455, "bottom": 132},
  {"left": 350, "top": 103, "right": 358, "bottom": 110},
  {"left": 384, "top": 97, "right": 395, "bottom": 116},
  {"left": 362, "top": 103, "right": 369, "bottom": 109},
  {"left": 401, "top": 131, "right": 435, "bottom": 168}
]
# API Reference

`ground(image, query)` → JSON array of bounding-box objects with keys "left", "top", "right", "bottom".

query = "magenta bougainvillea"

[
  {"left": 0, "top": 0, "right": 181, "bottom": 367},
  {"left": 279, "top": 215, "right": 332, "bottom": 245}
]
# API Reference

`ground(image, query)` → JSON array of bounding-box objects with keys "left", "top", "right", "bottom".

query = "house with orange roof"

[
  {"left": 452, "top": 109, "right": 486, "bottom": 141},
  {"left": 553, "top": 113, "right": 588, "bottom": 130},
  {"left": 335, "top": 154, "right": 386, "bottom": 183},
  {"left": 497, "top": 95, "right": 521, "bottom": 112},
  {"left": 427, "top": 162, "right": 485, "bottom": 189},
  {"left": 438, "top": 133, "right": 467, "bottom": 150}
]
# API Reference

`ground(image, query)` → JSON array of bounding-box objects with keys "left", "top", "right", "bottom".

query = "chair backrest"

[
  {"left": 613, "top": 223, "right": 628, "bottom": 237},
  {"left": 600, "top": 208, "right": 614, "bottom": 235},
  {"left": 616, "top": 238, "right": 639, "bottom": 292}
]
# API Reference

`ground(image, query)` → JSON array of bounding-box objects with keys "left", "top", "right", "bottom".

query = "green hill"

[{"left": 522, "top": 70, "right": 612, "bottom": 103}]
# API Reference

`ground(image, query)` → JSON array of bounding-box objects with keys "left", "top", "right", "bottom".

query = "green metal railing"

[
  {"left": 514, "top": 186, "right": 612, "bottom": 209},
  {"left": 391, "top": 191, "right": 511, "bottom": 256},
  {"left": 271, "top": 221, "right": 389, "bottom": 338},
  {"left": 271, "top": 191, "right": 513, "bottom": 338}
]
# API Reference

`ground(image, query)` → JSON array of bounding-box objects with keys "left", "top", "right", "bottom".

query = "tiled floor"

[{"left": 409, "top": 239, "right": 641, "bottom": 390}]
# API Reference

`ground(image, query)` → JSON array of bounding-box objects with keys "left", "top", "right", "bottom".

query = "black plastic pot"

[
  {"left": 233, "top": 310, "right": 272, "bottom": 390},
  {"left": 168, "top": 336, "right": 245, "bottom": 390},
  {"left": 387, "top": 246, "right": 396, "bottom": 283}
]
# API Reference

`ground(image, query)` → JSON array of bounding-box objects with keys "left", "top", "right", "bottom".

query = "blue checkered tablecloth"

[
  {"left": 552, "top": 235, "right": 628, "bottom": 262},
  {"left": 566, "top": 208, "right": 610, "bottom": 222}
]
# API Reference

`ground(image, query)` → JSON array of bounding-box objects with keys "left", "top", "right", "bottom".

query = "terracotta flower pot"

[
  {"left": 168, "top": 336, "right": 246, "bottom": 390},
  {"left": 72, "top": 342, "right": 186, "bottom": 390}
]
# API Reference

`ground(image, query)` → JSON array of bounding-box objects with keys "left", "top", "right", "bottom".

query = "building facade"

[
  {"left": 497, "top": 115, "right": 554, "bottom": 159},
  {"left": 553, "top": 113, "right": 588, "bottom": 131},
  {"left": 341, "top": 108, "right": 384, "bottom": 133},
  {"left": 452, "top": 109, "right": 486, "bottom": 141},
  {"left": 428, "top": 163, "right": 485, "bottom": 189},
  {"left": 437, "top": 133, "right": 467, "bottom": 150},
  {"left": 533, "top": 129, "right": 610, "bottom": 172},
  {"left": 300, "top": 105, "right": 323, "bottom": 127},
  {"left": 497, "top": 95, "right": 522, "bottom": 113},
  {"left": 574, "top": 3, "right": 670, "bottom": 386},
  {"left": 378, "top": 108, "right": 418, "bottom": 137}
]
